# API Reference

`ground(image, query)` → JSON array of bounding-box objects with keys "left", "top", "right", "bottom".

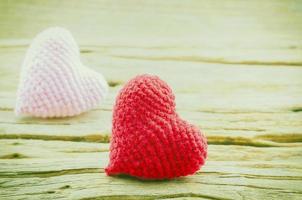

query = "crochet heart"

[
  {"left": 106, "top": 75, "right": 207, "bottom": 179},
  {"left": 15, "top": 27, "right": 108, "bottom": 118}
]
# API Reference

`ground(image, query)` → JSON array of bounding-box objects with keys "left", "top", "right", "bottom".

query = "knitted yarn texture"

[
  {"left": 106, "top": 74, "right": 207, "bottom": 179},
  {"left": 15, "top": 27, "right": 108, "bottom": 118}
]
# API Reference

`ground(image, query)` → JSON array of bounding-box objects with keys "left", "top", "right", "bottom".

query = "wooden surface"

[{"left": 0, "top": 0, "right": 302, "bottom": 199}]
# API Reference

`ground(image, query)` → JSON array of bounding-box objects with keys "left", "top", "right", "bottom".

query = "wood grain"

[{"left": 0, "top": 0, "right": 302, "bottom": 199}]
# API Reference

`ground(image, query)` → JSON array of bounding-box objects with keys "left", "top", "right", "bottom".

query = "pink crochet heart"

[{"left": 15, "top": 27, "right": 108, "bottom": 118}]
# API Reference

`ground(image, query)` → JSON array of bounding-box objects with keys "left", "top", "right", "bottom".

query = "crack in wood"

[
  {"left": 194, "top": 180, "right": 302, "bottom": 193},
  {"left": 255, "top": 134, "right": 302, "bottom": 143},
  {"left": 292, "top": 107, "right": 302, "bottom": 113},
  {"left": 1, "top": 168, "right": 301, "bottom": 182},
  {"left": 0, "top": 134, "right": 110, "bottom": 143},
  {"left": 0, "top": 168, "right": 103, "bottom": 178},
  {"left": 0, "top": 107, "right": 13, "bottom": 111},
  {"left": 1, "top": 134, "right": 300, "bottom": 147},
  {"left": 81, "top": 193, "right": 230, "bottom": 200},
  {"left": 0, "top": 153, "right": 29, "bottom": 159},
  {"left": 111, "top": 55, "right": 302, "bottom": 67},
  {"left": 196, "top": 172, "right": 302, "bottom": 181}
]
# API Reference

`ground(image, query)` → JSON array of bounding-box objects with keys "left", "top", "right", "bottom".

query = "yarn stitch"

[
  {"left": 15, "top": 27, "right": 108, "bottom": 118},
  {"left": 106, "top": 74, "right": 207, "bottom": 179}
]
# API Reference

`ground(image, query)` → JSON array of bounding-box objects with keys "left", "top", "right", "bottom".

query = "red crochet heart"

[{"left": 106, "top": 75, "right": 207, "bottom": 179}]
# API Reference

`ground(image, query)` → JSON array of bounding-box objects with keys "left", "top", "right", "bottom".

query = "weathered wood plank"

[
  {"left": 0, "top": 53, "right": 301, "bottom": 145},
  {"left": 1, "top": 172, "right": 301, "bottom": 200},
  {"left": 1, "top": 0, "right": 302, "bottom": 64},
  {"left": 1, "top": 139, "right": 301, "bottom": 174},
  {"left": 0, "top": 140, "right": 301, "bottom": 200}
]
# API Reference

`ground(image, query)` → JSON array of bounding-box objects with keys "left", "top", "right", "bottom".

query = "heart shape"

[
  {"left": 106, "top": 75, "right": 207, "bottom": 179},
  {"left": 15, "top": 27, "right": 108, "bottom": 118}
]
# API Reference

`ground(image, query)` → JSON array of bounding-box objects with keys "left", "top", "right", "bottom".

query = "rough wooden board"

[
  {"left": 1, "top": 173, "right": 301, "bottom": 200},
  {"left": 1, "top": 0, "right": 302, "bottom": 199},
  {"left": 0, "top": 140, "right": 302, "bottom": 200},
  {"left": 0, "top": 58, "right": 301, "bottom": 143},
  {"left": 1, "top": 0, "right": 302, "bottom": 64},
  {"left": 0, "top": 139, "right": 301, "bottom": 173}
]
